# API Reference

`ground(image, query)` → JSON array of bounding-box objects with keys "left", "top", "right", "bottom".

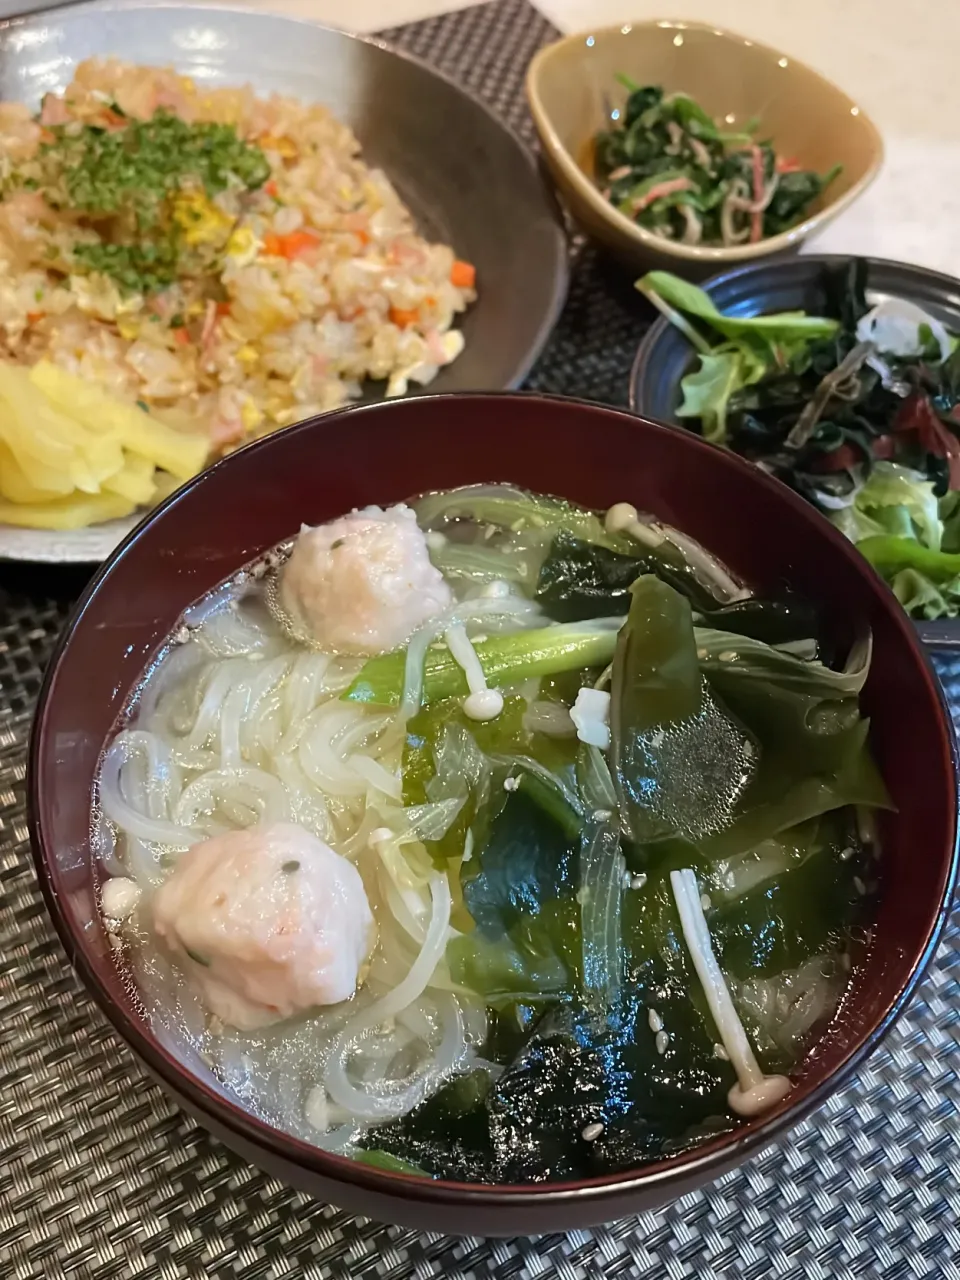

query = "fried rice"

[{"left": 0, "top": 59, "right": 476, "bottom": 454}]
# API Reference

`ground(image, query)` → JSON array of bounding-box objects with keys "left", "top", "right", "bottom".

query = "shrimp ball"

[
  {"left": 278, "top": 504, "right": 452, "bottom": 655},
  {"left": 153, "top": 822, "right": 375, "bottom": 1031}
]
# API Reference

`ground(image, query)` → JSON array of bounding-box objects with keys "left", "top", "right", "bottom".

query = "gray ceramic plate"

[
  {"left": 630, "top": 254, "right": 960, "bottom": 649},
  {"left": 0, "top": 2, "right": 568, "bottom": 563}
]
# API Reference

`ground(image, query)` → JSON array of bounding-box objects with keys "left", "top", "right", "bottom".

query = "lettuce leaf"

[
  {"left": 826, "top": 464, "right": 960, "bottom": 618},
  {"left": 639, "top": 271, "right": 828, "bottom": 445},
  {"left": 829, "top": 462, "right": 941, "bottom": 551},
  {"left": 888, "top": 567, "right": 960, "bottom": 619},
  {"left": 637, "top": 271, "right": 839, "bottom": 344},
  {"left": 676, "top": 351, "right": 743, "bottom": 444}
]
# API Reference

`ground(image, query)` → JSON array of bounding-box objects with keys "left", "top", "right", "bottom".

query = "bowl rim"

[
  {"left": 525, "top": 18, "right": 884, "bottom": 265},
  {"left": 0, "top": 1, "right": 570, "bottom": 396},
  {"left": 27, "top": 390, "right": 959, "bottom": 1207}
]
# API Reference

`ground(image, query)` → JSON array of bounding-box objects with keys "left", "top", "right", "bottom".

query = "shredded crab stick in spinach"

[
  {"left": 594, "top": 82, "right": 840, "bottom": 246},
  {"left": 640, "top": 261, "right": 960, "bottom": 620}
]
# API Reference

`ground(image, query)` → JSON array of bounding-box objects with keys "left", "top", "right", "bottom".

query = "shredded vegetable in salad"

[{"left": 640, "top": 261, "right": 960, "bottom": 620}]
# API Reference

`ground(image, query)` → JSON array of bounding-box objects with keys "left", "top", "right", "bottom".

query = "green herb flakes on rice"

[{"left": 0, "top": 58, "right": 477, "bottom": 454}]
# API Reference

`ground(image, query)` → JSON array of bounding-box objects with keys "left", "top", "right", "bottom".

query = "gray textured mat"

[{"left": 2, "top": 2, "right": 960, "bottom": 1276}]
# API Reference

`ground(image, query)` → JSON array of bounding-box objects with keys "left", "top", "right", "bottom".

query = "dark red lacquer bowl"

[{"left": 28, "top": 393, "right": 958, "bottom": 1236}]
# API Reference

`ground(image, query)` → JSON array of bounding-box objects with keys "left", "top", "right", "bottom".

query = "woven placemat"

[{"left": 2, "top": 2, "right": 960, "bottom": 1276}]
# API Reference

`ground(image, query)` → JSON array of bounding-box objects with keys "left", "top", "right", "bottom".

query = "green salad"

[
  {"left": 640, "top": 261, "right": 960, "bottom": 620},
  {"left": 595, "top": 82, "right": 840, "bottom": 247}
]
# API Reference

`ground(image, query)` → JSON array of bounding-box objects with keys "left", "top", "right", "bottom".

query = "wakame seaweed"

[
  {"left": 534, "top": 530, "right": 723, "bottom": 620},
  {"left": 355, "top": 520, "right": 883, "bottom": 1180}
]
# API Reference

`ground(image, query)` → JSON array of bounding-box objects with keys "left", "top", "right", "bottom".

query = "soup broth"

[{"left": 95, "top": 485, "right": 885, "bottom": 1182}]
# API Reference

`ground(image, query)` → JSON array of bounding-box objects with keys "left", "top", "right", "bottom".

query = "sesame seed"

[
  {"left": 630, "top": 873, "right": 648, "bottom": 891},
  {"left": 714, "top": 1043, "right": 729, "bottom": 1060},
  {"left": 700, "top": 893, "right": 712, "bottom": 911},
  {"left": 648, "top": 1009, "right": 663, "bottom": 1034},
  {"left": 854, "top": 875, "right": 866, "bottom": 895},
  {"left": 655, "top": 1030, "right": 669, "bottom": 1055},
  {"left": 718, "top": 651, "right": 737, "bottom": 662},
  {"left": 581, "top": 1122, "right": 604, "bottom": 1142},
  {"left": 503, "top": 776, "right": 519, "bottom": 792},
  {"left": 840, "top": 846, "right": 854, "bottom": 861}
]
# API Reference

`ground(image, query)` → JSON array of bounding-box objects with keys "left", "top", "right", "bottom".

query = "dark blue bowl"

[{"left": 629, "top": 254, "right": 960, "bottom": 648}]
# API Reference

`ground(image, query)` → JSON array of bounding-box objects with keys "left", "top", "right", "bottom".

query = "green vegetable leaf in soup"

[
  {"left": 610, "top": 575, "right": 758, "bottom": 851},
  {"left": 353, "top": 1149, "right": 432, "bottom": 1176},
  {"left": 611, "top": 578, "right": 889, "bottom": 864},
  {"left": 693, "top": 630, "right": 891, "bottom": 859},
  {"left": 344, "top": 619, "right": 622, "bottom": 708},
  {"left": 447, "top": 898, "right": 581, "bottom": 1007},
  {"left": 461, "top": 790, "right": 577, "bottom": 939}
]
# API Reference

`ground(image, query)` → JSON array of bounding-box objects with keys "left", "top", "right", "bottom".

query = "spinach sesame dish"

[
  {"left": 0, "top": 59, "right": 476, "bottom": 530},
  {"left": 97, "top": 484, "right": 889, "bottom": 1182},
  {"left": 595, "top": 81, "right": 841, "bottom": 247}
]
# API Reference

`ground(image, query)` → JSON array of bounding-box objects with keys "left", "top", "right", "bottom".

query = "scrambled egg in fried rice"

[{"left": 0, "top": 59, "right": 476, "bottom": 454}]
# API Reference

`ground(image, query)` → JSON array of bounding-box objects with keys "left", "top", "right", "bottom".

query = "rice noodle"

[
  {"left": 101, "top": 580, "right": 480, "bottom": 1149},
  {"left": 99, "top": 732, "right": 199, "bottom": 849},
  {"left": 323, "top": 876, "right": 463, "bottom": 1119},
  {"left": 349, "top": 754, "right": 402, "bottom": 801},
  {"left": 173, "top": 765, "right": 292, "bottom": 829}
]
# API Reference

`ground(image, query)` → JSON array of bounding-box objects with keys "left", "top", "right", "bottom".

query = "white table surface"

[{"left": 2, "top": 0, "right": 957, "bottom": 282}]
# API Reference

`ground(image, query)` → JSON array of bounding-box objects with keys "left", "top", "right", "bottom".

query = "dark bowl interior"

[
  {"left": 629, "top": 254, "right": 960, "bottom": 645},
  {"left": 0, "top": 5, "right": 568, "bottom": 395},
  {"left": 29, "top": 393, "right": 958, "bottom": 1235}
]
